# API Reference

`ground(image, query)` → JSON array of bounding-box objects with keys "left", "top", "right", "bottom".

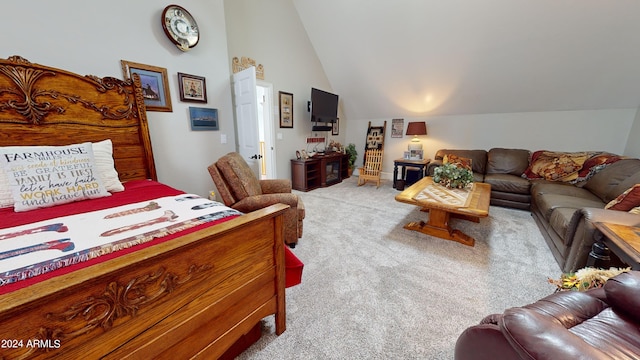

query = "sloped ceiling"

[{"left": 293, "top": 0, "right": 640, "bottom": 120}]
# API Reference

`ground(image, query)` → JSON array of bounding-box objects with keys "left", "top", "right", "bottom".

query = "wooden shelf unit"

[{"left": 291, "top": 153, "right": 349, "bottom": 192}]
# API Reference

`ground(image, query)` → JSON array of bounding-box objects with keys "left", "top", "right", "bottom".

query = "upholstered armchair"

[{"left": 208, "top": 152, "right": 304, "bottom": 247}]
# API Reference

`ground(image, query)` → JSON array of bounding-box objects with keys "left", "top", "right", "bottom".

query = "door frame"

[{"left": 257, "top": 80, "right": 276, "bottom": 179}]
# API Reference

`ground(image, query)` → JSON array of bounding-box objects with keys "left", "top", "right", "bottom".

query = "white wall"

[
  {"left": 346, "top": 109, "right": 637, "bottom": 178},
  {"left": 224, "top": 0, "right": 340, "bottom": 180},
  {"left": 624, "top": 109, "right": 640, "bottom": 158},
  {"left": 3, "top": 1, "right": 637, "bottom": 192},
  {"left": 1, "top": 0, "right": 235, "bottom": 197}
]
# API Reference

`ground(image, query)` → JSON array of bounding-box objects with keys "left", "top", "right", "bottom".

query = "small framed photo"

[
  {"left": 189, "top": 107, "right": 219, "bottom": 131},
  {"left": 178, "top": 72, "right": 207, "bottom": 103},
  {"left": 332, "top": 118, "right": 339, "bottom": 135},
  {"left": 279, "top": 91, "right": 293, "bottom": 128},
  {"left": 410, "top": 149, "right": 424, "bottom": 160},
  {"left": 121, "top": 60, "right": 172, "bottom": 112}
]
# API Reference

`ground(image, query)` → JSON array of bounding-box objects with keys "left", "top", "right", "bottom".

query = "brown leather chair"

[
  {"left": 208, "top": 152, "right": 304, "bottom": 247},
  {"left": 455, "top": 270, "right": 640, "bottom": 359}
]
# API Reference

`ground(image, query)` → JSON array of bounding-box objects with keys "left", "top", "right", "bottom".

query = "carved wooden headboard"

[{"left": 0, "top": 55, "right": 157, "bottom": 181}]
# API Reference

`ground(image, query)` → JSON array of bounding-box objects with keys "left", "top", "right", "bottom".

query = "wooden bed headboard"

[{"left": 0, "top": 55, "right": 157, "bottom": 181}]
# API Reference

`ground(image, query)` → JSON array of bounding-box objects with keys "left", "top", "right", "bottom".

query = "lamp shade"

[{"left": 406, "top": 122, "right": 427, "bottom": 136}]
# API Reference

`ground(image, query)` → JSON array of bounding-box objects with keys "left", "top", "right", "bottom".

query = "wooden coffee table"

[
  {"left": 394, "top": 177, "right": 491, "bottom": 246},
  {"left": 590, "top": 222, "right": 640, "bottom": 270}
]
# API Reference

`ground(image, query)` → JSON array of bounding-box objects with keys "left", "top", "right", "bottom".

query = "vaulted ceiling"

[{"left": 293, "top": 1, "right": 640, "bottom": 120}]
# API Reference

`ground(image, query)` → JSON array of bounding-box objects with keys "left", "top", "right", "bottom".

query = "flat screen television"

[{"left": 310, "top": 87, "right": 339, "bottom": 124}]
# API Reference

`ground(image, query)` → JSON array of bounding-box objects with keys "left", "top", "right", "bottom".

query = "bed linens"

[{"left": 0, "top": 180, "right": 241, "bottom": 295}]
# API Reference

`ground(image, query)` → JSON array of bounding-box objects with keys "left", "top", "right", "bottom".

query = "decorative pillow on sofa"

[
  {"left": 0, "top": 142, "right": 110, "bottom": 211},
  {"left": 0, "top": 140, "right": 122, "bottom": 208},
  {"left": 523, "top": 151, "right": 590, "bottom": 182},
  {"left": 443, "top": 154, "right": 472, "bottom": 171},
  {"left": 605, "top": 184, "right": 640, "bottom": 211}
]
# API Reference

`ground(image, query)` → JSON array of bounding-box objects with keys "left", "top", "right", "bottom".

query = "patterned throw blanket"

[
  {"left": 0, "top": 194, "right": 241, "bottom": 287},
  {"left": 522, "top": 151, "right": 624, "bottom": 183}
]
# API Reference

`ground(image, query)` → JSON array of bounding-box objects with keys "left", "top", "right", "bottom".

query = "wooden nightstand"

[{"left": 393, "top": 158, "right": 430, "bottom": 189}]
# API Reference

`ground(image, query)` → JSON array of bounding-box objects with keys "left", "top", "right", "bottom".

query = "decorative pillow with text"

[
  {"left": 0, "top": 142, "right": 110, "bottom": 212},
  {"left": 0, "top": 140, "right": 122, "bottom": 208}
]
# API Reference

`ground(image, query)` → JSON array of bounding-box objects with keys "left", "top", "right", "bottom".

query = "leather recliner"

[{"left": 454, "top": 271, "right": 640, "bottom": 359}]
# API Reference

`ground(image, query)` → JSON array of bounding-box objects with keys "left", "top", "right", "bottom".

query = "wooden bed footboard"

[{"left": 0, "top": 204, "right": 287, "bottom": 359}]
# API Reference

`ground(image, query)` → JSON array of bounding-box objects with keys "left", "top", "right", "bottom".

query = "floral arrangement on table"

[
  {"left": 548, "top": 267, "right": 630, "bottom": 292},
  {"left": 432, "top": 163, "right": 474, "bottom": 189},
  {"left": 327, "top": 139, "right": 342, "bottom": 153}
]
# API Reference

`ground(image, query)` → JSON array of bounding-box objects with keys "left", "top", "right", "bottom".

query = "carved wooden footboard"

[{"left": 0, "top": 204, "right": 287, "bottom": 359}]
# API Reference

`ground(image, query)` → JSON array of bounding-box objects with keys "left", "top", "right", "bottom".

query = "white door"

[{"left": 232, "top": 67, "right": 261, "bottom": 176}]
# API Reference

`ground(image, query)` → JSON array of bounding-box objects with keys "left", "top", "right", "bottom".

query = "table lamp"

[{"left": 406, "top": 121, "right": 427, "bottom": 150}]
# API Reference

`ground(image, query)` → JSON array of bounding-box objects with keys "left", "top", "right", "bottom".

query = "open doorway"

[
  {"left": 231, "top": 66, "right": 276, "bottom": 180},
  {"left": 256, "top": 82, "right": 276, "bottom": 179}
]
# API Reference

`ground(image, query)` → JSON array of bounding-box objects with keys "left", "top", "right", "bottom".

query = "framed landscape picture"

[
  {"left": 121, "top": 60, "right": 172, "bottom": 112},
  {"left": 189, "top": 107, "right": 219, "bottom": 131}
]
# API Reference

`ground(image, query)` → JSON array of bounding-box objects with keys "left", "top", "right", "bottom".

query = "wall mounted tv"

[{"left": 310, "top": 87, "right": 339, "bottom": 124}]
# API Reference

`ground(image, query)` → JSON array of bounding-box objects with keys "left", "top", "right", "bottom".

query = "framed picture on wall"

[
  {"left": 279, "top": 91, "right": 293, "bottom": 128},
  {"left": 391, "top": 118, "right": 404, "bottom": 138},
  {"left": 189, "top": 107, "right": 219, "bottom": 131},
  {"left": 121, "top": 60, "right": 172, "bottom": 112},
  {"left": 178, "top": 72, "right": 207, "bottom": 103}
]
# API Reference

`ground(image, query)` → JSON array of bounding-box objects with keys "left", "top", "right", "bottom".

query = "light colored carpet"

[{"left": 237, "top": 177, "right": 561, "bottom": 360}]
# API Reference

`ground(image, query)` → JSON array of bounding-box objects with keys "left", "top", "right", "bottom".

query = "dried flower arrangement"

[{"left": 548, "top": 267, "right": 630, "bottom": 292}]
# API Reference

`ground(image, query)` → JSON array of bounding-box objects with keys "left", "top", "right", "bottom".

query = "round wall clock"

[{"left": 161, "top": 5, "right": 200, "bottom": 51}]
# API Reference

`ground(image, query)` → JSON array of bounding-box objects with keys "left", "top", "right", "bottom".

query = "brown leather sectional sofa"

[
  {"left": 428, "top": 148, "right": 532, "bottom": 210},
  {"left": 454, "top": 270, "right": 640, "bottom": 360},
  {"left": 428, "top": 148, "right": 640, "bottom": 272}
]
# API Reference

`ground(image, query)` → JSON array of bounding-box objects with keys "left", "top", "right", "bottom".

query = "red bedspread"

[
  {"left": 0, "top": 180, "right": 239, "bottom": 295},
  {"left": 1, "top": 180, "right": 184, "bottom": 229}
]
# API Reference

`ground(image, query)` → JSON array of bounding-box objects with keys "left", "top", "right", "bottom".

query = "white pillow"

[
  {"left": 0, "top": 170, "right": 10, "bottom": 208},
  {"left": 0, "top": 142, "right": 111, "bottom": 211},
  {"left": 92, "top": 139, "right": 125, "bottom": 193},
  {"left": 0, "top": 140, "right": 123, "bottom": 208}
]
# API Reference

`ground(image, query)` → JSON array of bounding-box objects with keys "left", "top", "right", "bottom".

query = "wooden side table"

[
  {"left": 588, "top": 222, "right": 640, "bottom": 270},
  {"left": 393, "top": 158, "right": 430, "bottom": 189}
]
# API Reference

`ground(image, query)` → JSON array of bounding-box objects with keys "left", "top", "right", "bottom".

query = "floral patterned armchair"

[{"left": 208, "top": 152, "right": 304, "bottom": 247}]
